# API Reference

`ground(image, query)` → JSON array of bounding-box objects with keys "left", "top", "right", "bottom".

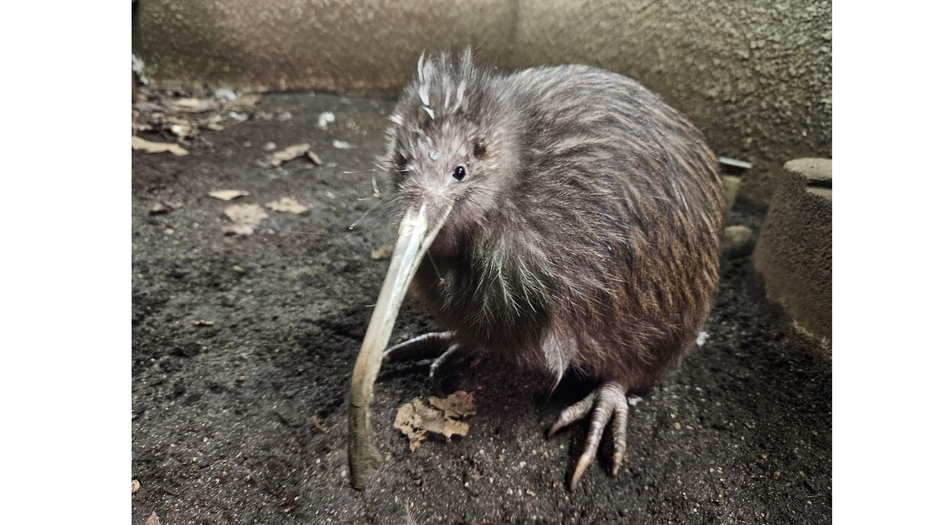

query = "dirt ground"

[{"left": 131, "top": 91, "right": 831, "bottom": 524}]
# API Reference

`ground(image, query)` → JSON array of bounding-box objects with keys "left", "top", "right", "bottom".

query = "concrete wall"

[{"left": 133, "top": 0, "right": 831, "bottom": 208}]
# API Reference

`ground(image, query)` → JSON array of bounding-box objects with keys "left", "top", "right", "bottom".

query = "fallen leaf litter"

[
  {"left": 208, "top": 190, "right": 250, "bottom": 201},
  {"left": 265, "top": 197, "right": 309, "bottom": 214},
  {"left": 223, "top": 203, "right": 268, "bottom": 236},
  {"left": 132, "top": 136, "right": 189, "bottom": 156},
  {"left": 269, "top": 143, "right": 311, "bottom": 167},
  {"left": 393, "top": 391, "right": 476, "bottom": 451}
]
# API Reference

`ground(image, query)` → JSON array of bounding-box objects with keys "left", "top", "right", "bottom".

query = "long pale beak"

[{"left": 347, "top": 202, "right": 453, "bottom": 490}]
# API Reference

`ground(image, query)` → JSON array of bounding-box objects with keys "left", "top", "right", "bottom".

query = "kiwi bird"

[{"left": 348, "top": 50, "right": 724, "bottom": 491}]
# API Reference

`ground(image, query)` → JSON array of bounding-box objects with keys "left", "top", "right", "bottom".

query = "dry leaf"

[
  {"left": 265, "top": 197, "right": 309, "bottom": 214},
  {"left": 133, "top": 101, "right": 163, "bottom": 113},
  {"left": 145, "top": 511, "right": 161, "bottom": 525},
  {"left": 430, "top": 390, "right": 477, "bottom": 418},
  {"left": 394, "top": 392, "right": 475, "bottom": 451},
  {"left": 332, "top": 140, "right": 353, "bottom": 149},
  {"left": 132, "top": 136, "right": 189, "bottom": 156},
  {"left": 193, "top": 319, "right": 215, "bottom": 326},
  {"left": 170, "top": 97, "right": 217, "bottom": 113},
  {"left": 223, "top": 203, "right": 268, "bottom": 236},
  {"left": 269, "top": 143, "right": 311, "bottom": 167},
  {"left": 232, "top": 94, "right": 261, "bottom": 107},
  {"left": 208, "top": 190, "right": 249, "bottom": 201},
  {"left": 370, "top": 243, "right": 393, "bottom": 261},
  {"left": 149, "top": 201, "right": 183, "bottom": 215},
  {"left": 442, "top": 418, "right": 470, "bottom": 439},
  {"left": 306, "top": 151, "right": 322, "bottom": 165}
]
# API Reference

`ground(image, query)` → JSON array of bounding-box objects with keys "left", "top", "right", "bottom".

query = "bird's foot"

[
  {"left": 382, "top": 331, "right": 454, "bottom": 363},
  {"left": 547, "top": 381, "right": 629, "bottom": 491},
  {"left": 382, "top": 331, "right": 464, "bottom": 394}
]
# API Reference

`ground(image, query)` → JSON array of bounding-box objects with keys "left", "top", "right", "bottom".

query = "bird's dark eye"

[
  {"left": 452, "top": 165, "right": 467, "bottom": 181},
  {"left": 473, "top": 142, "right": 486, "bottom": 159},
  {"left": 395, "top": 153, "right": 407, "bottom": 171}
]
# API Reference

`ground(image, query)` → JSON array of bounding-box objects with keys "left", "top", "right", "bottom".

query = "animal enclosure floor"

[{"left": 132, "top": 91, "right": 831, "bottom": 524}]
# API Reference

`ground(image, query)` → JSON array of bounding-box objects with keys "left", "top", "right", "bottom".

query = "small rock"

[
  {"left": 274, "top": 403, "right": 306, "bottom": 427},
  {"left": 131, "top": 479, "right": 140, "bottom": 494},
  {"left": 214, "top": 88, "right": 237, "bottom": 101},
  {"left": 721, "top": 225, "right": 755, "bottom": 258},
  {"left": 307, "top": 151, "right": 322, "bottom": 165},
  {"left": 263, "top": 142, "right": 277, "bottom": 151},
  {"left": 318, "top": 111, "right": 335, "bottom": 128}
]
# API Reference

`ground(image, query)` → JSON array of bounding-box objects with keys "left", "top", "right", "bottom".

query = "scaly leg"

[
  {"left": 382, "top": 331, "right": 464, "bottom": 394},
  {"left": 382, "top": 331, "right": 454, "bottom": 363},
  {"left": 548, "top": 381, "right": 629, "bottom": 491}
]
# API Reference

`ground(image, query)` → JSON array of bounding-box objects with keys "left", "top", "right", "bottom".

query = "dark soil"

[{"left": 132, "top": 91, "right": 831, "bottom": 524}]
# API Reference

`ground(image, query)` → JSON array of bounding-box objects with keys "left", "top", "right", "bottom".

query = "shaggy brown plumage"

[{"left": 378, "top": 49, "right": 724, "bottom": 489}]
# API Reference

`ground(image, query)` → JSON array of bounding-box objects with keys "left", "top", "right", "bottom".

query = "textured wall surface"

[{"left": 133, "top": 0, "right": 831, "bottom": 207}]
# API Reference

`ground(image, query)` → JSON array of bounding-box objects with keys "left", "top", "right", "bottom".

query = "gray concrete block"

[{"left": 751, "top": 158, "right": 832, "bottom": 358}]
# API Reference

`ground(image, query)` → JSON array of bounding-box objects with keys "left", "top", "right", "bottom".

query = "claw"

[
  {"left": 382, "top": 331, "right": 454, "bottom": 363},
  {"left": 428, "top": 343, "right": 464, "bottom": 395},
  {"left": 547, "top": 391, "right": 596, "bottom": 437},
  {"left": 382, "top": 332, "right": 467, "bottom": 395},
  {"left": 549, "top": 382, "right": 629, "bottom": 491}
]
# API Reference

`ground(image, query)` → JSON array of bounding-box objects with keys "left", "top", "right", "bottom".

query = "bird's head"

[{"left": 383, "top": 49, "right": 521, "bottom": 256}]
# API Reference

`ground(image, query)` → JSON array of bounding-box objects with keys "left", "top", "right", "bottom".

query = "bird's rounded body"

[
  {"left": 387, "top": 56, "right": 724, "bottom": 394},
  {"left": 349, "top": 51, "right": 724, "bottom": 490}
]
